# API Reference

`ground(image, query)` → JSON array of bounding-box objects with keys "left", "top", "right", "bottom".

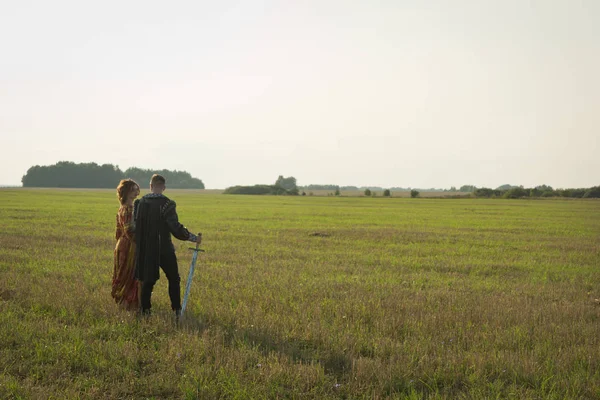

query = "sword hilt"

[{"left": 189, "top": 232, "right": 204, "bottom": 252}]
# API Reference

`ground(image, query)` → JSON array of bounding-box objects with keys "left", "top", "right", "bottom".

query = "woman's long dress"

[{"left": 112, "top": 205, "right": 139, "bottom": 310}]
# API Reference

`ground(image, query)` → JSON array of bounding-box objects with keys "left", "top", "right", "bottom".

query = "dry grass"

[{"left": 0, "top": 189, "right": 599, "bottom": 399}]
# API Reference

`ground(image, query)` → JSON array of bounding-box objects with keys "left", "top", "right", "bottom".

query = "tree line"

[
  {"left": 303, "top": 183, "right": 600, "bottom": 198},
  {"left": 21, "top": 161, "right": 205, "bottom": 189},
  {"left": 474, "top": 185, "right": 600, "bottom": 199},
  {"left": 300, "top": 184, "right": 446, "bottom": 192},
  {"left": 226, "top": 177, "right": 599, "bottom": 199}
]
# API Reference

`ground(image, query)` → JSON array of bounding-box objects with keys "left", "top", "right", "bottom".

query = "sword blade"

[{"left": 181, "top": 251, "right": 200, "bottom": 314}]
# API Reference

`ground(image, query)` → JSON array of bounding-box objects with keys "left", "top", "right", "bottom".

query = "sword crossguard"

[{"left": 189, "top": 232, "right": 204, "bottom": 252}]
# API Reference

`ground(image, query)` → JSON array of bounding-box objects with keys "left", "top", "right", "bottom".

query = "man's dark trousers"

[{"left": 140, "top": 251, "right": 181, "bottom": 312}]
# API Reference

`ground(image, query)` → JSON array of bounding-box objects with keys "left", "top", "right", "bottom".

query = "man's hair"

[{"left": 150, "top": 174, "right": 166, "bottom": 186}]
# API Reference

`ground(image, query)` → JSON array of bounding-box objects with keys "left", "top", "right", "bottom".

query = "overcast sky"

[{"left": 1, "top": 1, "right": 598, "bottom": 189}]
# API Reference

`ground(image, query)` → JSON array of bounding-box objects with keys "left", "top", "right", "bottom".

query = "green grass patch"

[{"left": 1, "top": 189, "right": 599, "bottom": 398}]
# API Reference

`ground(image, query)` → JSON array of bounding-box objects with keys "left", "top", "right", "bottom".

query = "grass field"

[{"left": 1, "top": 189, "right": 599, "bottom": 399}]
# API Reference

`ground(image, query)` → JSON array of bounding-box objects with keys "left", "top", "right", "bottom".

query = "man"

[{"left": 134, "top": 174, "right": 202, "bottom": 316}]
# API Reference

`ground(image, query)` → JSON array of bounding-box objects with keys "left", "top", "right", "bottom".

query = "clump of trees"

[
  {"left": 474, "top": 185, "right": 600, "bottom": 199},
  {"left": 583, "top": 187, "right": 600, "bottom": 198},
  {"left": 125, "top": 167, "right": 205, "bottom": 189},
  {"left": 224, "top": 176, "right": 299, "bottom": 195},
  {"left": 459, "top": 185, "right": 477, "bottom": 192},
  {"left": 275, "top": 176, "right": 298, "bottom": 194},
  {"left": 22, "top": 162, "right": 122, "bottom": 188},
  {"left": 496, "top": 184, "right": 520, "bottom": 191},
  {"left": 21, "top": 161, "right": 205, "bottom": 189},
  {"left": 364, "top": 189, "right": 392, "bottom": 197},
  {"left": 223, "top": 185, "right": 275, "bottom": 195},
  {"left": 301, "top": 184, "right": 340, "bottom": 191}
]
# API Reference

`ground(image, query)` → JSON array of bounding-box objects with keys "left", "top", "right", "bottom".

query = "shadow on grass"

[{"left": 179, "top": 311, "right": 352, "bottom": 379}]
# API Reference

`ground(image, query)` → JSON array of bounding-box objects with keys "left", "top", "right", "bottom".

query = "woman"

[{"left": 112, "top": 179, "right": 141, "bottom": 310}]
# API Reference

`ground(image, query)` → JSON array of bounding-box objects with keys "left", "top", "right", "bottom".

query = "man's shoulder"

[
  {"left": 142, "top": 193, "right": 171, "bottom": 202},
  {"left": 161, "top": 198, "right": 177, "bottom": 215},
  {"left": 139, "top": 193, "right": 177, "bottom": 215}
]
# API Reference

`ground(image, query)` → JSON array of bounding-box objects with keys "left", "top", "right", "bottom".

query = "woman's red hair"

[{"left": 116, "top": 179, "right": 139, "bottom": 205}]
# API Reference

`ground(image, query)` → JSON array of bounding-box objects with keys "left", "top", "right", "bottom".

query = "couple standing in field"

[{"left": 112, "top": 174, "right": 202, "bottom": 317}]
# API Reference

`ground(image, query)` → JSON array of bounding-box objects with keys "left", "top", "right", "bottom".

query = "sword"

[{"left": 181, "top": 233, "right": 204, "bottom": 316}]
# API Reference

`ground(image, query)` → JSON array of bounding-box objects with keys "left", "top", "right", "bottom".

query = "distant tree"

[
  {"left": 449, "top": 186, "right": 457, "bottom": 192},
  {"left": 383, "top": 189, "right": 391, "bottom": 197},
  {"left": 275, "top": 175, "right": 297, "bottom": 191},
  {"left": 334, "top": 188, "right": 341, "bottom": 196},
  {"left": 535, "top": 184, "right": 553, "bottom": 192},
  {"left": 301, "top": 191, "right": 306, "bottom": 196},
  {"left": 496, "top": 184, "right": 518, "bottom": 191},
  {"left": 410, "top": 190, "right": 420, "bottom": 198},
  {"left": 553, "top": 188, "right": 586, "bottom": 198},
  {"left": 273, "top": 176, "right": 298, "bottom": 195},
  {"left": 583, "top": 186, "right": 600, "bottom": 198},
  {"left": 364, "top": 188, "right": 372, "bottom": 196},
  {"left": 570, "top": 188, "right": 587, "bottom": 198},
  {"left": 503, "top": 187, "right": 528, "bottom": 199},
  {"left": 459, "top": 185, "right": 477, "bottom": 192},
  {"left": 474, "top": 188, "right": 495, "bottom": 198}
]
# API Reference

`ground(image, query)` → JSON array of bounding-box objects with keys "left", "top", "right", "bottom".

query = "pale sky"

[{"left": 1, "top": 1, "right": 598, "bottom": 189}]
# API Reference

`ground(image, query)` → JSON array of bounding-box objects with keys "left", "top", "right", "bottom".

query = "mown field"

[{"left": 0, "top": 189, "right": 599, "bottom": 399}]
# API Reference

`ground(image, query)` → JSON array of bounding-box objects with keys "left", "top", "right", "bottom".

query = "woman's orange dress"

[{"left": 112, "top": 204, "right": 139, "bottom": 310}]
